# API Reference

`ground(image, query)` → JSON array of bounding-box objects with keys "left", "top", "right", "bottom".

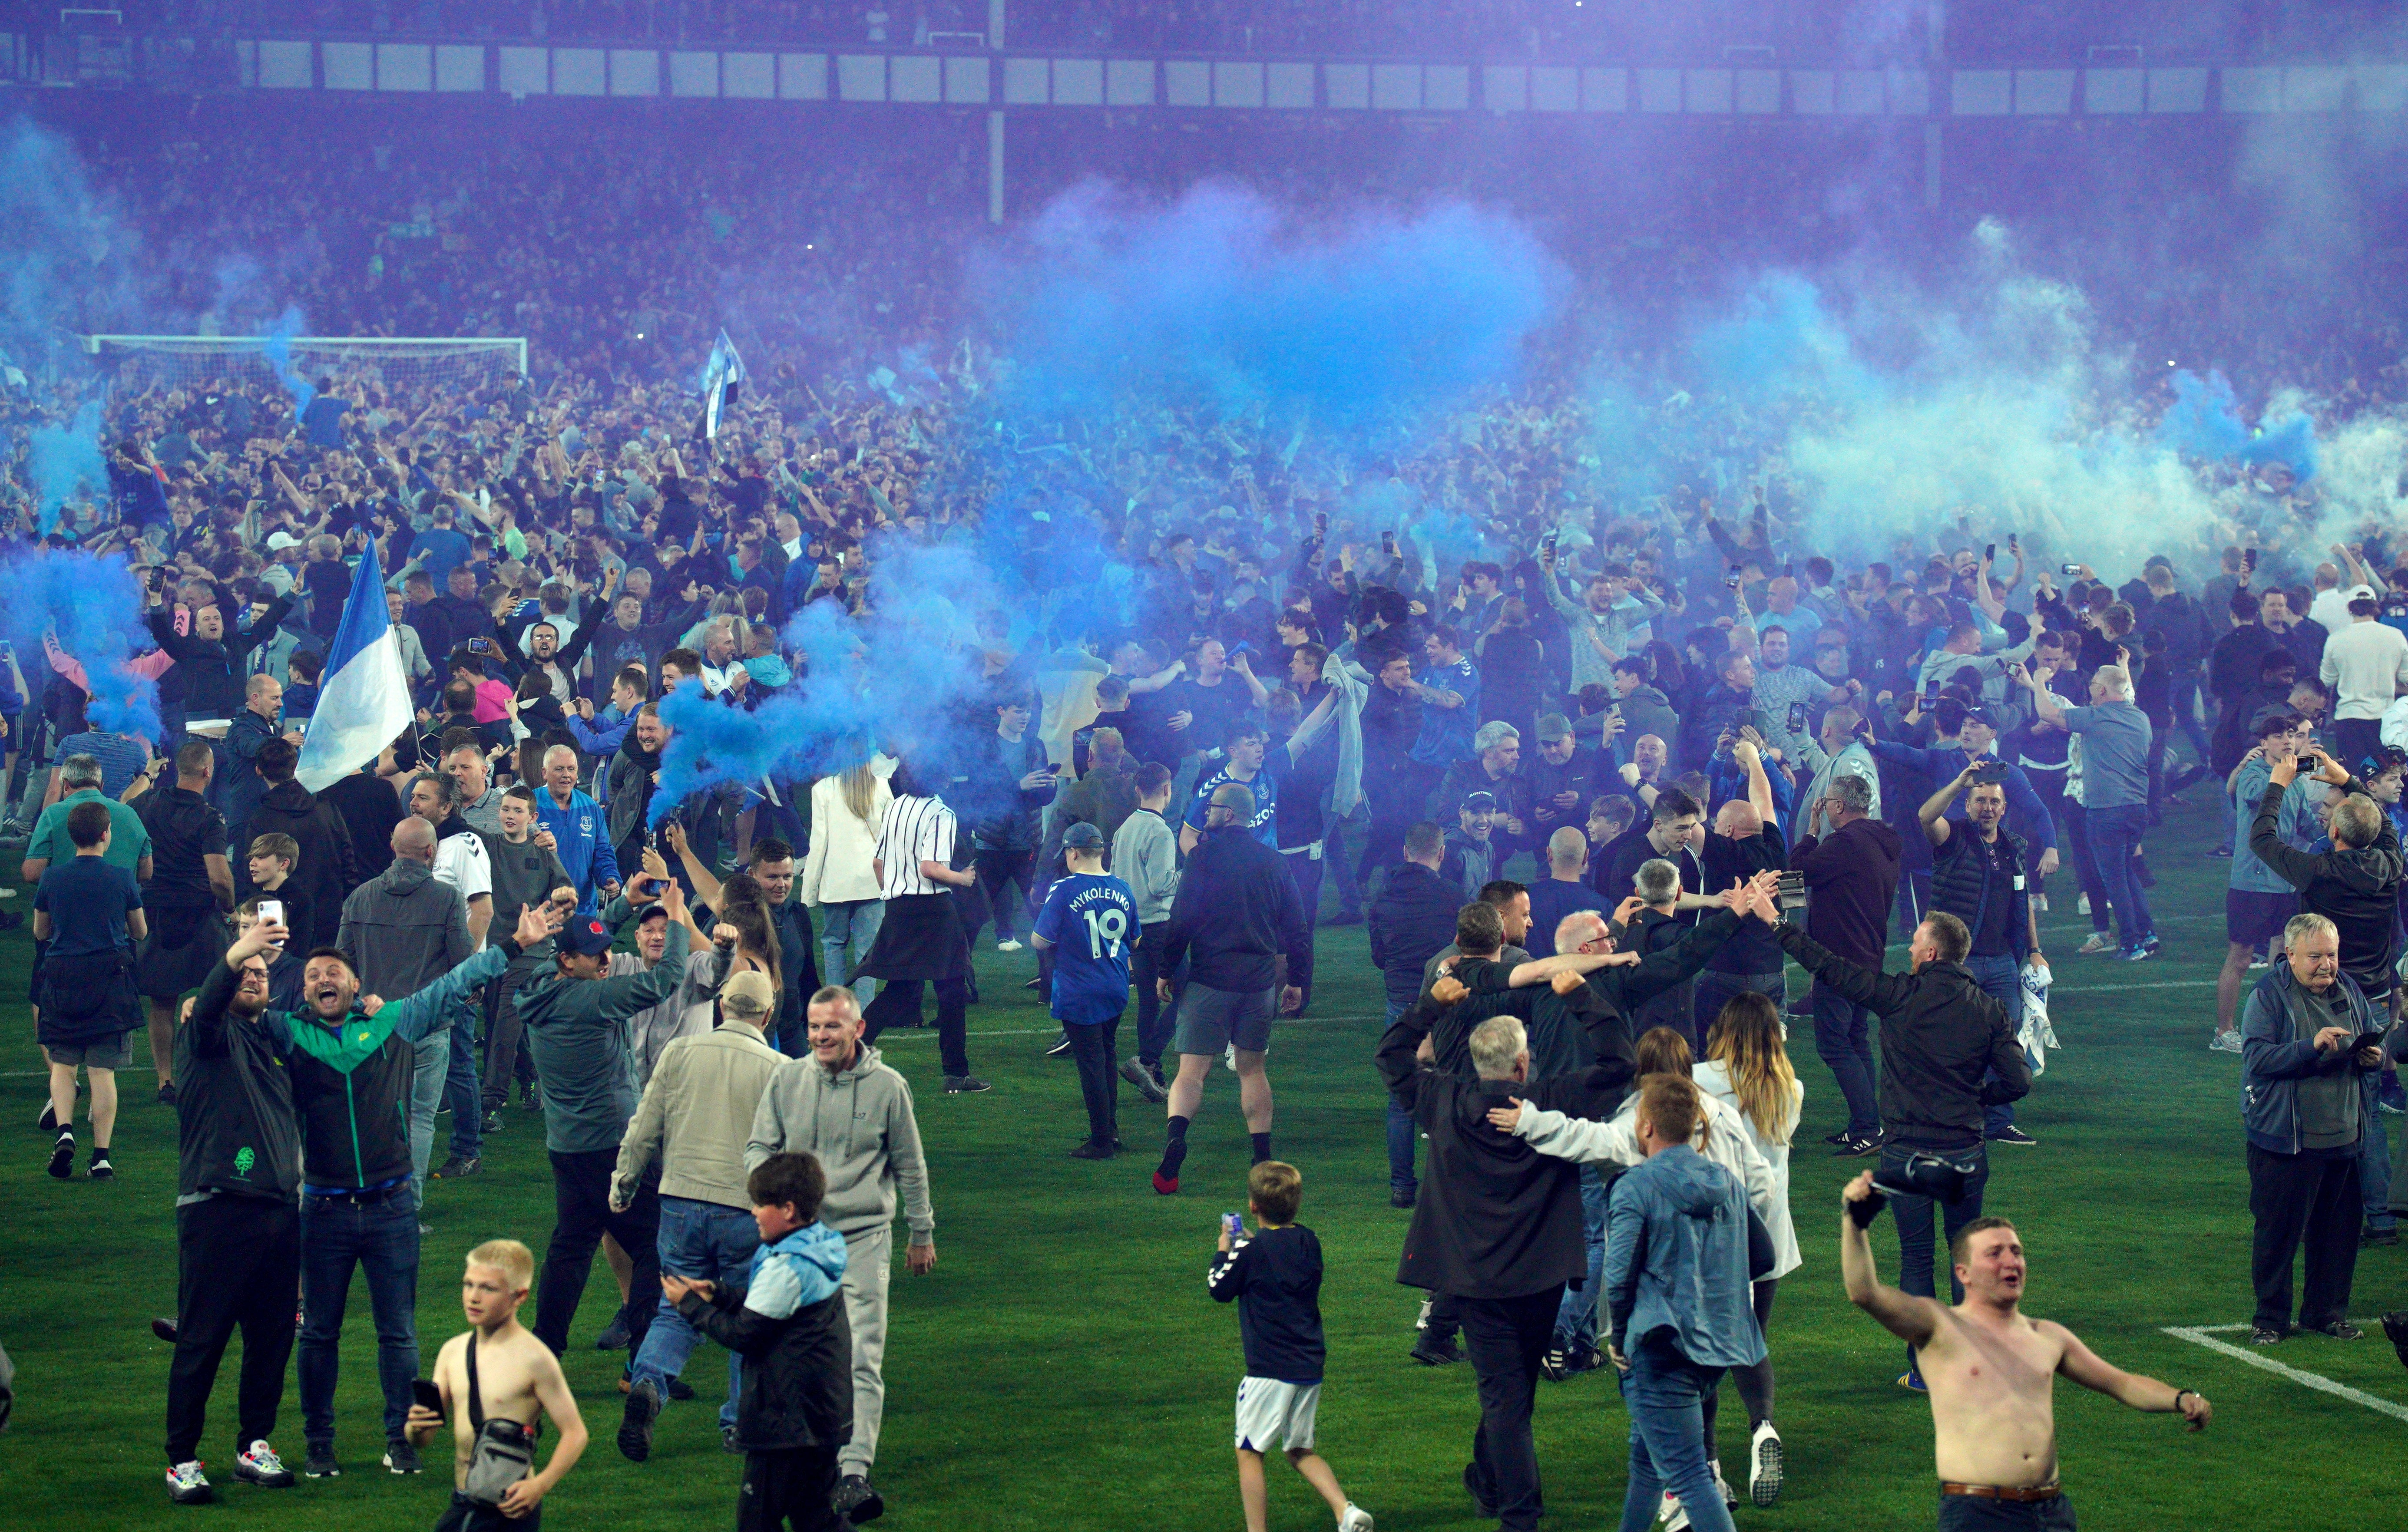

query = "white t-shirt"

[
  {"left": 2319, "top": 619, "right": 2408, "bottom": 722},
  {"left": 432, "top": 827, "right": 493, "bottom": 945}
]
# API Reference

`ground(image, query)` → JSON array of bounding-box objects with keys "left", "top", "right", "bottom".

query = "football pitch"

[{"left": 4, "top": 801, "right": 2406, "bottom": 1532}]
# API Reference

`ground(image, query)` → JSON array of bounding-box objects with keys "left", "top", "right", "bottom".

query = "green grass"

[{"left": 6, "top": 801, "right": 2408, "bottom": 1531}]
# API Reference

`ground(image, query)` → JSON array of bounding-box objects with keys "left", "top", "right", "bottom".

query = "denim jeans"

[
  {"left": 1811, "top": 982, "right": 1880, "bottom": 1138},
  {"left": 2360, "top": 1111, "right": 2396, "bottom": 1235},
  {"left": 299, "top": 1187, "right": 420, "bottom": 1447},
  {"left": 409, "top": 1032, "right": 447, "bottom": 1207},
  {"left": 1551, "top": 1166, "right": 1610, "bottom": 1355},
  {"left": 442, "top": 998, "right": 482, "bottom": 1160},
  {"left": 1616, "top": 1335, "right": 1737, "bottom": 1532},
  {"left": 630, "top": 1195, "right": 754, "bottom": 1427},
  {"left": 1963, "top": 954, "right": 2022, "bottom": 1137},
  {"left": 818, "top": 898, "right": 883, "bottom": 1008},
  {"left": 1882, "top": 1140, "right": 1990, "bottom": 1372},
  {"left": 2084, "top": 802, "right": 2155, "bottom": 950}
]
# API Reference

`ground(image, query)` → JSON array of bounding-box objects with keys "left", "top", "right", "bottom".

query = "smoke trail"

[
  {"left": 27, "top": 399, "right": 105, "bottom": 535},
  {"left": 261, "top": 304, "right": 317, "bottom": 414},
  {"left": 2157, "top": 369, "right": 2317, "bottom": 483}
]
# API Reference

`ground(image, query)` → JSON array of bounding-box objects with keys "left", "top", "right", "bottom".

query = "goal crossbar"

[{"left": 80, "top": 334, "right": 529, "bottom": 375}]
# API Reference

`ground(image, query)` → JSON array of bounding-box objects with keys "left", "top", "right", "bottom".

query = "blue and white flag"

[
  {"left": 700, "top": 328, "right": 747, "bottom": 440},
  {"left": 295, "top": 536, "right": 414, "bottom": 793}
]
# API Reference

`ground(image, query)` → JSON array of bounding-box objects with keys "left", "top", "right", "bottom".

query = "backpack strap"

[{"left": 465, "top": 1334, "right": 484, "bottom": 1433}]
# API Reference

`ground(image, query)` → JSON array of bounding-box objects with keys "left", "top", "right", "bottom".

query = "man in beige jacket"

[{"left": 611, "top": 969, "right": 786, "bottom": 1463}]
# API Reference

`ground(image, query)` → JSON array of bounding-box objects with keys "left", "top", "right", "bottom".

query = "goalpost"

[{"left": 78, "top": 334, "right": 529, "bottom": 395}]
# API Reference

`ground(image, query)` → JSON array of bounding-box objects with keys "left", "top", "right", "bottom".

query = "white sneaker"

[
  {"left": 996, "top": 938, "right": 1023, "bottom": 952},
  {"left": 2077, "top": 892, "right": 2092, "bottom": 916},
  {"left": 1414, "top": 1297, "right": 1433, "bottom": 1331},
  {"left": 1658, "top": 1490, "right": 1690, "bottom": 1532},
  {"left": 165, "top": 1460, "right": 212, "bottom": 1504},
  {"left": 1748, "top": 1421, "right": 1784, "bottom": 1506},
  {"left": 235, "top": 1440, "right": 295, "bottom": 1488},
  {"left": 1711, "top": 1461, "right": 1737, "bottom": 1508},
  {"left": 1224, "top": 1042, "right": 1237, "bottom": 1072},
  {"left": 2210, "top": 1030, "right": 2245, "bottom": 1054},
  {"left": 1339, "top": 1505, "right": 1374, "bottom": 1532}
]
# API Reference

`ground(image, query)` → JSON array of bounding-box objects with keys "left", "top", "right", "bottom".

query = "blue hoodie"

[
  {"left": 1604, "top": 1143, "right": 1765, "bottom": 1369},
  {"left": 742, "top": 1220, "right": 849, "bottom": 1319}
]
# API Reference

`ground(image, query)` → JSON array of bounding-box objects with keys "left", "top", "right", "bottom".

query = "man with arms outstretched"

[{"left": 1838, "top": 1173, "right": 2211, "bottom": 1528}]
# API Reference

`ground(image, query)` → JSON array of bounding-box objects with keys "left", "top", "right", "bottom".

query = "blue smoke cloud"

[
  {"left": 976, "top": 180, "right": 1567, "bottom": 427},
  {"left": 0, "top": 548, "right": 160, "bottom": 735},
  {"left": 28, "top": 399, "right": 105, "bottom": 535},
  {"left": 2158, "top": 367, "right": 2318, "bottom": 483}
]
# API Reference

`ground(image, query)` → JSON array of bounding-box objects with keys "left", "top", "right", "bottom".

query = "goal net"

[{"left": 79, "top": 334, "right": 528, "bottom": 400}]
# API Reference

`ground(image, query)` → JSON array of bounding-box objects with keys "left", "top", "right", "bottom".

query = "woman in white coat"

[
  {"left": 1694, "top": 991, "right": 1802, "bottom": 1512},
  {"left": 801, "top": 759, "right": 891, "bottom": 1007}
]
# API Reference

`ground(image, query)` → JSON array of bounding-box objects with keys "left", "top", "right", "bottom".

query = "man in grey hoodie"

[
  {"left": 520, "top": 880, "right": 694, "bottom": 1360},
  {"left": 336, "top": 816, "right": 471, "bottom": 1204},
  {"left": 747, "top": 985, "right": 937, "bottom": 1527},
  {"left": 1111, "top": 762, "right": 1181, "bottom": 1102}
]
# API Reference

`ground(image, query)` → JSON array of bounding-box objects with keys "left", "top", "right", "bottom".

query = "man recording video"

[{"left": 1839, "top": 1174, "right": 2210, "bottom": 1529}]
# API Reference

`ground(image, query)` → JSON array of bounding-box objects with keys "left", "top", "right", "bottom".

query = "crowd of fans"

[{"left": 5, "top": 83, "right": 2408, "bottom": 1532}]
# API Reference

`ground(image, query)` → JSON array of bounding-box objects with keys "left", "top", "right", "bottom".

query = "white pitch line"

[
  {"left": 2051, "top": 979, "right": 2218, "bottom": 994},
  {"left": 2161, "top": 1325, "right": 2408, "bottom": 1423}
]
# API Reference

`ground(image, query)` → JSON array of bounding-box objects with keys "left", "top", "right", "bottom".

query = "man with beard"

[{"left": 607, "top": 704, "right": 671, "bottom": 888}]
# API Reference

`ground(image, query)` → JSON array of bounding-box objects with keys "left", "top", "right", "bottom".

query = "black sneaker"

[
  {"left": 664, "top": 1376, "right": 695, "bottom": 1402},
  {"left": 432, "top": 1155, "right": 480, "bottom": 1179},
  {"left": 617, "top": 1379, "right": 661, "bottom": 1463},
  {"left": 1068, "top": 1141, "right": 1118, "bottom": 1160},
  {"left": 302, "top": 1443, "right": 340, "bottom": 1479},
  {"left": 1045, "top": 1032, "right": 1073, "bottom": 1057},
  {"left": 833, "top": 1473, "right": 886, "bottom": 1524},
  {"left": 1985, "top": 1126, "right": 2039, "bottom": 1147},
  {"left": 2362, "top": 1226, "right": 2400, "bottom": 1249},
  {"left": 943, "top": 1075, "right": 992, "bottom": 1094},
  {"left": 1390, "top": 1187, "right": 1417, "bottom": 1209},
  {"left": 89, "top": 1148, "right": 115, "bottom": 1180},
  {"left": 1539, "top": 1346, "right": 1572, "bottom": 1382},
  {"left": 1833, "top": 1132, "right": 1882, "bottom": 1158},
  {"left": 2316, "top": 1319, "right": 2365, "bottom": 1340},
  {"left": 480, "top": 1110, "right": 503, "bottom": 1134},
  {"left": 158, "top": 1082, "right": 179, "bottom": 1107},
  {"left": 47, "top": 1131, "right": 74, "bottom": 1179},
  {"left": 1824, "top": 1130, "right": 1852, "bottom": 1145},
  {"left": 381, "top": 1438, "right": 421, "bottom": 1474},
  {"left": 721, "top": 1423, "right": 741, "bottom": 1454},
  {"left": 1462, "top": 1463, "right": 1496, "bottom": 1518},
  {"left": 2382, "top": 1311, "right": 2408, "bottom": 1365},
  {"left": 1409, "top": 1336, "right": 1462, "bottom": 1367},
  {"left": 594, "top": 1311, "right": 633, "bottom": 1352},
  {"left": 152, "top": 1316, "right": 179, "bottom": 1344},
  {"left": 36, "top": 1101, "right": 56, "bottom": 1132},
  {"left": 2250, "top": 1324, "right": 2289, "bottom": 1346}
]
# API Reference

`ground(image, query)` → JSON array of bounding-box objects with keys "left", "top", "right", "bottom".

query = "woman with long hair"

[
  {"left": 851, "top": 759, "right": 987, "bottom": 1092},
  {"left": 801, "top": 759, "right": 891, "bottom": 1007},
  {"left": 1698, "top": 992, "right": 1803, "bottom": 1509}
]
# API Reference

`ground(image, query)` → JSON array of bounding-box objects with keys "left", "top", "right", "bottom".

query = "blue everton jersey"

[{"left": 1033, "top": 872, "right": 1140, "bottom": 1025}]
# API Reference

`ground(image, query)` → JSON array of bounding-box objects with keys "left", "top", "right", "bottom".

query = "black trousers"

[
  {"left": 165, "top": 1195, "right": 299, "bottom": 1464},
  {"left": 2248, "top": 1143, "right": 2362, "bottom": 1331},
  {"left": 535, "top": 1149, "right": 661, "bottom": 1357},
  {"left": 1458, "top": 1284, "right": 1564, "bottom": 1532},
  {"left": 1065, "top": 1014, "right": 1122, "bottom": 1146},
  {"left": 863, "top": 978, "right": 969, "bottom": 1078},
  {"left": 1131, "top": 922, "right": 1171, "bottom": 1067},
  {"left": 969, "top": 847, "right": 1034, "bottom": 942},
  {"left": 1935, "top": 1490, "right": 2077, "bottom": 1529},
  {"left": 737, "top": 1445, "right": 844, "bottom": 1532}
]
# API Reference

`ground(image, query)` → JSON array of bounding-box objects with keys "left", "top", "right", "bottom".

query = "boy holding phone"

[
  {"left": 1207, "top": 1161, "right": 1372, "bottom": 1532},
  {"left": 405, "top": 1239, "right": 588, "bottom": 1531}
]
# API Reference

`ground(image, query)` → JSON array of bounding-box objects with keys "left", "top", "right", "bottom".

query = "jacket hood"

[
  {"left": 829, "top": 1041, "right": 886, "bottom": 1082},
  {"left": 1846, "top": 816, "right": 1905, "bottom": 857},
  {"left": 2324, "top": 845, "right": 2405, "bottom": 895},
  {"left": 376, "top": 857, "right": 438, "bottom": 897},
  {"left": 259, "top": 779, "right": 315, "bottom": 811},
  {"left": 1648, "top": 1143, "right": 1730, "bottom": 1218},
  {"left": 765, "top": 1220, "right": 850, "bottom": 1282}
]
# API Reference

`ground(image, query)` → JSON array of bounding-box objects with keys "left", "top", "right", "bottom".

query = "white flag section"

[
  {"left": 701, "top": 328, "right": 747, "bottom": 440},
  {"left": 295, "top": 535, "right": 414, "bottom": 793}
]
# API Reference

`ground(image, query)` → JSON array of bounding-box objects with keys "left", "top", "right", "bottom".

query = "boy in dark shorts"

[
  {"left": 1208, "top": 1161, "right": 1373, "bottom": 1532},
  {"left": 666, "top": 1153, "right": 853, "bottom": 1532},
  {"left": 33, "top": 800, "right": 147, "bottom": 1181}
]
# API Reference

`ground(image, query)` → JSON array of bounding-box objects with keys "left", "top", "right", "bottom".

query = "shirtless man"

[
  {"left": 1839, "top": 1173, "right": 2210, "bottom": 1528},
  {"left": 405, "top": 1240, "right": 589, "bottom": 1531}
]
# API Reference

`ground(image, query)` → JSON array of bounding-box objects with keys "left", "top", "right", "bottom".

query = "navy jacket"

[
  {"left": 1367, "top": 861, "right": 1462, "bottom": 1010},
  {"left": 1160, "top": 825, "right": 1309, "bottom": 995}
]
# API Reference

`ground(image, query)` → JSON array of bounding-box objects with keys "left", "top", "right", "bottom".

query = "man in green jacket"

[{"left": 196, "top": 902, "right": 562, "bottom": 1482}]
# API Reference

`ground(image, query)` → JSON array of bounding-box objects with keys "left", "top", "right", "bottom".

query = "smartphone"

[
  {"left": 2060, "top": 563, "right": 2083, "bottom": 576},
  {"left": 1724, "top": 563, "right": 1743, "bottom": 590},
  {"left": 2008, "top": 533, "right": 2020, "bottom": 554},
  {"left": 1984, "top": 544, "right": 1995, "bottom": 563},
  {"left": 411, "top": 1377, "right": 446, "bottom": 1420},
  {"left": 1787, "top": 702, "right": 1808, "bottom": 734},
  {"left": 1221, "top": 1212, "right": 1245, "bottom": 1241},
  {"left": 2243, "top": 548, "right": 2259, "bottom": 571},
  {"left": 258, "top": 899, "right": 284, "bottom": 941}
]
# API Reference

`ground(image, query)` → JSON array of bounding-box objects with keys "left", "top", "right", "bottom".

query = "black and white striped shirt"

[{"left": 877, "top": 794, "right": 956, "bottom": 898}]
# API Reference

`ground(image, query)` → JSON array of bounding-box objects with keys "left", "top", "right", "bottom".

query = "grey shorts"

[
  {"left": 46, "top": 1034, "right": 130, "bottom": 1070},
  {"left": 1171, "top": 984, "right": 1275, "bottom": 1057}
]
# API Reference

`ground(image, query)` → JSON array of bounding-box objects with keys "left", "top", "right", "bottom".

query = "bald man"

[
  {"left": 1695, "top": 740, "right": 1791, "bottom": 1033},
  {"left": 1526, "top": 826, "right": 1605, "bottom": 961}
]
